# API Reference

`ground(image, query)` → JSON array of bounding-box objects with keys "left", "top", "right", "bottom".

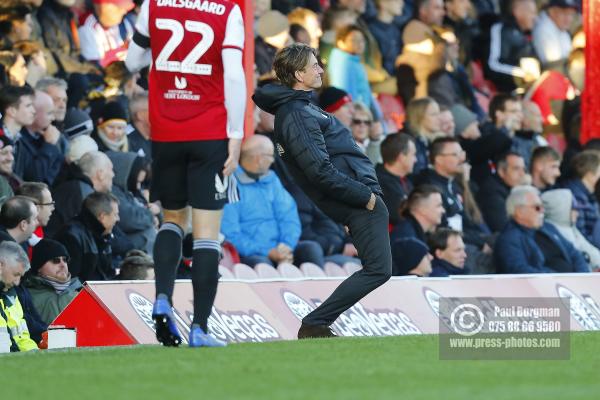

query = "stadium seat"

[
  {"left": 277, "top": 263, "right": 304, "bottom": 278},
  {"left": 300, "top": 262, "right": 327, "bottom": 278},
  {"left": 324, "top": 262, "right": 347, "bottom": 277},
  {"left": 343, "top": 262, "right": 362, "bottom": 275},
  {"left": 469, "top": 60, "right": 497, "bottom": 98},
  {"left": 255, "top": 263, "right": 281, "bottom": 279},
  {"left": 218, "top": 265, "right": 234, "bottom": 279},
  {"left": 233, "top": 263, "right": 259, "bottom": 280},
  {"left": 525, "top": 70, "right": 576, "bottom": 126}
]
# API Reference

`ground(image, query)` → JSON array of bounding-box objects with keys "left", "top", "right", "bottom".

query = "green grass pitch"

[{"left": 3, "top": 333, "right": 599, "bottom": 400}]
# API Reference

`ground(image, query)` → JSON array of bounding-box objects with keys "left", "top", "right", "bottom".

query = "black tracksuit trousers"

[{"left": 302, "top": 196, "right": 393, "bottom": 326}]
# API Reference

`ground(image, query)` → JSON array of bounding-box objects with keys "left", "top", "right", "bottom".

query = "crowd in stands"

[
  {"left": 252, "top": 0, "right": 591, "bottom": 276},
  {"left": 0, "top": 0, "right": 593, "bottom": 351}
]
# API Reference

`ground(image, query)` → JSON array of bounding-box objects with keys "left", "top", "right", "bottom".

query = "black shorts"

[{"left": 151, "top": 139, "right": 232, "bottom": 210}]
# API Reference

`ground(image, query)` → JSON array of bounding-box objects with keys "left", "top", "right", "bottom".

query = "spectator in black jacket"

[
  {"left": 46, "top": 151, "right": 114, "bottom": 238},
  {"left": 15, "top": 90, "right": 64, "bottom": 185},
  {"left": 390, "top": 184, "right": 444, "bottom": 274},
  {"left": 476, "top": 151, "right": 526, "bottom": 232},
  {"left": 253, "top": 44, "right": 391, "bottom": 339},
  {"left": 0, "top": 195, "right": 38, "bottom": 245},
  {"left": 428, "top": 227, "right": 469, "bottom": 276},
  {"left": 443, "top": 0, "right": 480, "bottom": 66},
  {"left": 416, "top": 137, "right": 495, "bottom": 264},
  {"left": 55, "top": 192, "right": 119, "bottom": 282},
  {"left": 483, "top": 0, "right": 539, "bottom": 92},
  {"left": 392, "top": 237, "right": 432, "bottom": 276},
  {"left": 390, "top": 184, "right": 445, "bottom": 243},
  {"left": 468, "top": 94, "right": 518, "bottom": 184},
  {"left": 414, "top": 137, "right": 466, "bottom": 231},
  {"left": 376, "top": 133, "right": 416, "bottom": 227}
]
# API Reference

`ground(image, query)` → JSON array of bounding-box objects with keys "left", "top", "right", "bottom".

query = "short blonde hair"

[
  {"left": 352, "top": 101, "right": 373, "bottom": 121},
  {"left": 406, "top": 97, "right": 436, "bottom": 136}
]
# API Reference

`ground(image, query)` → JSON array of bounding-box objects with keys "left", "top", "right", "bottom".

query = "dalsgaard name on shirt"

[{"left": 156, "top": 0, "right": 226, "bottom": 15}]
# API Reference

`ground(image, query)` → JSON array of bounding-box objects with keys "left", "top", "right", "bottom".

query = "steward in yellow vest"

[{"left": 0, "top": 289, "right": 38, "bottom": 352}]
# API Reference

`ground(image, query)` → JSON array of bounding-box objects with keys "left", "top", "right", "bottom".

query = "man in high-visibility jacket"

[
  {"left": 0, "top": 305, "right": 11, "bottom": 353},
  {"left": 0, "top": 241, "right": 38, "bottom": 352}
]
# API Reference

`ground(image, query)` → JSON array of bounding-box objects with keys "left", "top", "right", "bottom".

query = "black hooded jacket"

[
  {"left": 253, "top": 84, "right": 382, "bottom": 223},
  {"left": 46, "top": 163, "right": 95, "bottom": 238},
  {"left": 54, "top": 205, "right": 114, "bottom": 282}
]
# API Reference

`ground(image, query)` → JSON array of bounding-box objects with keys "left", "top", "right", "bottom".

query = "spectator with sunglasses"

[
  {"left": 351, "top": 102, "right": 383, "bottom": 165},
  {"left": 494, "top": 185, "right": 589, "bottom": 274},
  {"left": 24, "top": 239, "right": 82, "bottom": 325}
]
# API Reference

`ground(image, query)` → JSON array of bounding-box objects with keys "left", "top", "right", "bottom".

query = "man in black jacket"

[
  {"left": 414, "top": 137, "right": 466, "bottom": 230},
  {"left": 476, "top": 151, "right": 526, "bottom": 232},
  {"left": 15, "top": 91, "right": 64, "bottom": 186},
  {"left": 46, "top": 150, "right": 113, "bottom": 237},
  {"left": 376, "top": 133, "right": 416, "bottom": 228},
  {"left": 253, "top": 43, "right": 392, "bottom": 339},
  {"left": 54, "top": 192, "right": 119, "bottom": 282},
  {"left": 465, "top": 94, "right": 517, "bottom": 184},
  {"left": 483, "top": 0, "right": 539, "bottom": 92}
]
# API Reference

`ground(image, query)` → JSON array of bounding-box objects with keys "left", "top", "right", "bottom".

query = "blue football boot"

[
  {"left": 189, "top": 325, "right": 227, "bottom": 348},
  {"left": 152, "top": 295, "right": 182, "bottom": 347}
]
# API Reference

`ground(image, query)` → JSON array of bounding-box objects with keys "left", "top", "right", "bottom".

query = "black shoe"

[{"left": 297, "top": 323, "right": 337, "bottom": 339}]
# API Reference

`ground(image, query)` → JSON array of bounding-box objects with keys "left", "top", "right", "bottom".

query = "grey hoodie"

[
  {"left": 106, "top": 151, "right": 156, "bottom": 254},
  {"left": 542, "top": 189, "right": 598, "bottom": 270}
]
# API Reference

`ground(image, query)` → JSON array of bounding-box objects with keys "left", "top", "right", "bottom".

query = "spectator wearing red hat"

[
  {"left": 318, "top": 86, "right": 354, "bottom": 128},
  {"left": 78, "top": 0, "right": 135, "bottom": 68}
]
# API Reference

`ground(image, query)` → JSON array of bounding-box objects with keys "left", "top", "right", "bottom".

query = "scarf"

[
  {"left": 97, "top": 129, "right": 129, "bottom": 152},
  {"left": 40, "top": 275, "right": 72, "bottom": 293}
]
